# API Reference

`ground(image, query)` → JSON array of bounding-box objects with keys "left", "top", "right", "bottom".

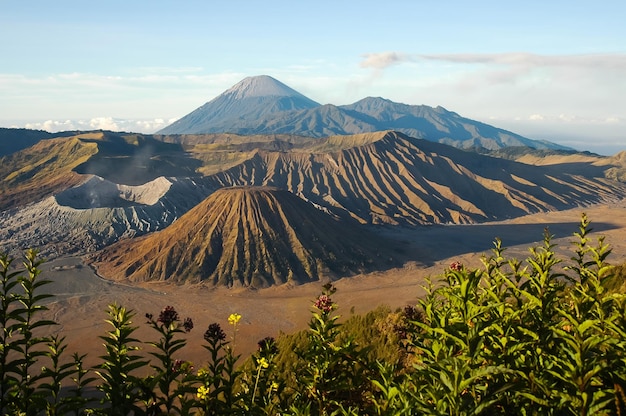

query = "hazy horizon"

[{"left": 2, "top": 1, "right": 624, "bottom": 155}]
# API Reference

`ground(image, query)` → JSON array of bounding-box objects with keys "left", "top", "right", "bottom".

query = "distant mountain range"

[
  {"left": 1, "top": 78, "right": 625, "bottom": 287},
  {"left": 158, "top": 75, "right": 569, "bottom": 151}
]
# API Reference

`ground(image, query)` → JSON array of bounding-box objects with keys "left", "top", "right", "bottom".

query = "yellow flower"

[
  {"left": 258, "top": 357, "right": 269, "bottom": 369},
  {"left": 270, "top": 382, "right": 279, "bottom": 392},
  {"left": 197, "top": 367, "right": 208, "bottom": 378},
  {"left": 197, "top": 385, "right": 210, "bottom": 400},
  {"left": 228, "top": 313, "right": 242, "bottom": 326}
]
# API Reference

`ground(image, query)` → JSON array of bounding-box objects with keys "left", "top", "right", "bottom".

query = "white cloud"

[
  {"left": 21, "top": 118, "right": 174, "bottom": 134},
  {"left": 411, "top": 52, "right": 626, "bottom": 70},
  {"left": 133, "top": 118, "right": 178, "bottom": 132},
  {"left": 358, "top": 52, "right": 626, "bottom": 91},
  {"left": 360, "top": 52, "right": 412, "bottom": 69},
  {"left": 25, "top": 120, "right": 76, "bottom": 131},
  {"left": 89, "top": 117, "right": 119, "bottom": 131}
]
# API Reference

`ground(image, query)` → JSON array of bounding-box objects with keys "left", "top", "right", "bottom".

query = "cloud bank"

[
  {"left": 23, "top": 117, "right": 178, "bottom": 134},
  {"left": 360, "top": 52, "right": 626, "bottom": 71}
]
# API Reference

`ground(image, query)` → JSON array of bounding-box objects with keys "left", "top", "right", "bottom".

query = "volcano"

[
  {"left": 157, "top": 75, "right": 569, "bottom": 151},
  {"left": 90, "top": 186, "right": 401, "bottom": 288},
  {"left": 158, "top": 75, "right": 320, "bottom": 135}
]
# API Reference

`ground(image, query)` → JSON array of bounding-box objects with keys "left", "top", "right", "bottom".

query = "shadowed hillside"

[
  {"left": 204, "top": 131, "right": 626, "bottom": 225},
  {"left": 0, "top": 128, "right": 55, "bottom": 156},
  {"left": 0, "top": 131, "right": 204, "bottom": 211},
  {"left": 72, "top": 131, "right": 202, "bottom": 185},
  {"left": 90, "top": 186, "right": 403, "bottom": 287}
]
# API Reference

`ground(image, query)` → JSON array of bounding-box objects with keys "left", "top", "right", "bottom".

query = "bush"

[{"left": 1, "top": 213, "right": 626, "bottom": 415}]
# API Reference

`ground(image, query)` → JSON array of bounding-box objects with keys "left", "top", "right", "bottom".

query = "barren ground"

[{"left": 38, "top": 201, "right": 626, "bottom": 369}]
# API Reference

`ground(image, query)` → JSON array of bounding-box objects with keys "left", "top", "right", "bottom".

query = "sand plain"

[{"left": 37, "top": 200, "right": 626, "bottom": 369}]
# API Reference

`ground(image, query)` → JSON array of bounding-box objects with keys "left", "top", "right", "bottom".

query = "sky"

[{"left": 1, "top": 0, "right": 625, "bottom": 155}]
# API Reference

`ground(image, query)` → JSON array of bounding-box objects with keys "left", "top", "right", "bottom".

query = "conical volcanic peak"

[
  {"left": 157, "top": 76, "right": 320, "bottom": 135},
  {"left": 90, "top": 186, "right": 401, "bottom": 288},
  {"left": 223, "top": 75, "right": 318, "bottom": 101}
]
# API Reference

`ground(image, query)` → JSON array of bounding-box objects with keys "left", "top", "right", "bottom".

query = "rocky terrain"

[
  {"left": 90, "top": 186, "right": 403, "bottom": 287},
  {"left": 1, "top": 129, "right": 625, "bottom": 279},
  {"left": 0, "top": 175, "right": 215, "bottom": 258},
  {"left": 1, "top": 76, "right": 625, "bottom": 288}
]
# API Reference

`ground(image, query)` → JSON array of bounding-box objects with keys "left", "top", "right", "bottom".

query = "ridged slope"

[
  {"left": 158, "top": 76, "right": 320, "bottom": 135},
  {"left": 92, "top": 187, "right": 399, "bottom": 287},
  {"left": 206, "top": 131, "right": 626, "bottom": 225},
  {"left": 0, "top": 128, "right": 55, "bottom": 157},
  {"left": 0, "top": 137, "right": 98, "bottom": 210}
]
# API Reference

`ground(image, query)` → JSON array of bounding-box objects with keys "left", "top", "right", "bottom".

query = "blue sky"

[{"left": 1, "top": 0, "right": 625, "bottom": 154}]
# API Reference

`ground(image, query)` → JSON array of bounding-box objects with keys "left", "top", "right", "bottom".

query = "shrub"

[
  {"left": 1, "top": 213, "right": 626, "bottom": 415},
  {"left": 369, "top": 214, "right": 626, "bottom": 415}
]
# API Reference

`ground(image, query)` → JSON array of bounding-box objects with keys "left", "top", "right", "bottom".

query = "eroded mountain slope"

[
  {"left": 2, "top": 130, "right": 624, "bottom": 263},
  {"left": 91, "top": 187, "right": 401, "bottom": 287},
  {"left": 205, "top": 131, "right": 626, "bottom": 225},
  {"left": 0, "top": 137, "right": 98, "bottom": 210}
]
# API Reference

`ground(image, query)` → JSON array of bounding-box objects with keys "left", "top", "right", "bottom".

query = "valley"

[
  {"left": 1, "top": 74, "right": 626, "bottom": 376},
  {"left": 38, "top": 200, "right": 626, "bottom": 368}
]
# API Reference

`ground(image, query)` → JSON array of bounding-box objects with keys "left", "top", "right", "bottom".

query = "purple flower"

[
  {"left": 172, "top": 359, "right": 193, "bottom": 374},
  {"left": 183, "top": 317, "right": 193, "bottom": 332},
  {"left": 257, "top": 336, "right": 278, "bottom": 354},
  {"left": 157, "top": 306, "right": 179, "bottom": 326},
  {"left": 172, "top": 359, "right": 183, "bottom": 372},
  {"left": 204, "top": 323, "right": 226, "bottom": 343},
  {"left": 449, "top": 261, "right": 463, "bottom": 272},
  {"left": 314, "top": 294, "right": 334, "bottom": 313}
]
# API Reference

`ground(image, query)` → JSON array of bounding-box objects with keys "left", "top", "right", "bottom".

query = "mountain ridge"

[
  {"left": 90, "top": 186, "right": 401, "bottom": 287},
  {"left": 158, "top": 75, "right": 570, "bottom": 151},
  {"left": 2, "top": 130, "right": 625, "bottom": 272},
  {"left": 203, "top": 131, "right": 625, "bottom": 226}
]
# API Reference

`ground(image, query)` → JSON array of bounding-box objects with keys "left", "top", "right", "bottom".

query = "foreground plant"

[
  {"left": 237, "top": 336, "right": 282, "bottom": 415},
  {"left": 389, "top": 214, "right": 626, "bottom": 415},
  {"left": 39, "top": 335, "right": 97, "bottom": 415},
  {"left": 195, "top": 317, "right": 241, "bottom": 415},
  {"left": 0, "top": 250, "right": 58, "bottom": 414},
  {"left": 2, "top": 214, "right": 626, "bottom": 415},
  {"left": 0, "top": 252, "right": 23, "bottom": 413},
  {"left": 293, "top": 283, "right": 371, "bottom": 415},
  {"left": 143, "top": 306, "right": 195, "bottom": 414},
  {"left": 94, "top": 304, "right": 148, "bottom": 415}
]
